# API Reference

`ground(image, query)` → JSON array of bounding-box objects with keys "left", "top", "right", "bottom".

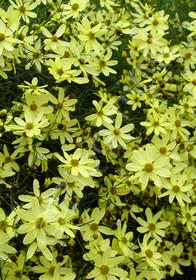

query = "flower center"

[
  {"left": 171, "top": 255, "right": 178, "bottom": 263},
  {"left": 153, "top": 121, "right": 159, "bottom": 127},
  {"left": 144, "top": 163, "right": 153, "bottom": 172},
  {"left": 70, "top": 159, "right": 79, "bottom": 166},
  {"left": 5, "top": 156, "right": 12, "bottom": 163},
  {"left": 172, "top": 185, "right": 180, "bottom": 193},
  {"left": 111, "top": 187, "right": 117, "bottom": 194},
  {"left": 148, "top": 222, "right": 156, "bottom": 231},
  {"left": 71, "top": 3, "right": 79, "bottom": 10},
  {"left": 186, "top": 213, "right": 191, "bottom": 219},
  {"left": 0, "top": 33, "right": 5, "bottom": 41},
  {"left": 25, "top": 122, "right": 34, "bottom": 130},
  {"left": 88, "top": 31, "right": 95, "bottom": 40},
  {"left": 145, "top": 249, "right": 153, "bottom": 258},
  {"left": 79, "top": 58, "right": 85, "bottom": 65},
  {"left": 90, "top": 222, "right": 98, "bottom": 231},
  {"left": 99, "top": 60, "right": 106, "bottom": 67},
  {"left": 30, "top": 103, "right": 37, "bottom": 111},
  {"left": 0, "top": 220, "right": 7, "bottom": 230},
  {"left": 64, "top": 51, "right": 70, "bottom": 58},
  {"left": 100, "top": 265, "right": 109, "bottom": 275},
  {"left": 121, "top": 236, "right": 128, "bottom": 244},
  {"left": 35, "top": 217, "right": 45, "bottom": 229},
  {"left": 175, "top": 120, "right": 181, "bottom": 127},
  {"left": 51, "top": 35, "right": 58, "bottom": 42},
  {"left": 19, "top": 6, "right": 26, "bottom": 13},
  {"left": 114, "top": 128, "right": 120, "bottom": 135},
  {"left": 185, "top": 52, "right": 191, "bottom": 59},
  {"left": 48, "top": 266, "right": 55, "bottom": 275},
  {"left": 192, "top": 79, "right": 196, "bottom": 85},
  {"left": 57, "top": 69, "right": 64, "bottom": 76},
  {"left": 160, "top": 147, "right": 167, "bottom": 154},
  {"left": 152, "top": 19, "right": 159, "bottom": 26}
]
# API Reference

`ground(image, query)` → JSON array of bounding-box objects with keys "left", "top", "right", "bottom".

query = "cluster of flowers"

[{"left": 0, "top": 0, "right": 196, "bottom": 279}]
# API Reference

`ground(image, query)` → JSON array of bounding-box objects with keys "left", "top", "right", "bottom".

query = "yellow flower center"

[
  {"left": 70, "top": 159, "right": 79, "bottom": 166},
  {"left": 25, "top": 122, "right": 34, "bottom": 130},
  {"left": 121, "top": 236, "right": 128, "bottom": 244},
  {"left": 0, "top": 220, "right": 7, "bottom": 230},
  {"left": 145, "top": 249, "right": 153, "bottom": 258},
  {"left": 0, "top": 33, "right": 5, "bottom": 41},
  {"left": 99, "top": 60, "right": 106, "bottom": 67},
  {"left": 51, "top": 35, "right": 58, "bottom": 42},
  {"left": 100, "top": 265, "right": 109, "bottom": 275},
  {"left": 192, "top": 79, "right": 196, "bottom": 85},
  {"left": 88, "top": 31, "right": 95, "bottom": 40},
  {"left": 111, "top": 187, "right": 117, "bottom": 195},
  {"left": 90, "top": 222, "right": 98, "bottom": 231},
  {"left": 152, "top": 19, "right": 159, "bottom": 26},
  {"left": 114, "top": 128, "right": 120, "bottom": 135},
  {"left": 5, "top": 156, "right": 12, "bottom": 163},
  {"left": 57, "top": 69, "right": 64, "bottom": 76},
  {"left": 186, "top": 213, "right": 191, "bottom": 219},
  {"left": 172, "top": 185, "right": 180, "bottom": 193},
  {"left": 48, "top": 266, "right": 55, "bottom": 275},
  {"left": 30, "top": 103, "right": 37, "bottom": 111},
  {"left": 185, "top": 52, "right": 191, "bottom": 59},
  {"left": 153, "top": 121, "right": 159, "bottom": 127},
  {"left": 160, "top": 147, "right": 167, "bottom": 154},
  {"left": 79, "top": 58, "right": 85, "bottom": 65},
  {"left": 144, "top": 163, "right": 153, "bottom": 172},
  {"left": 171, "top": 254, "right": 178, "bottom": 263},
  {"left": 183, "top": 103, "right": 189, "bottom": 109},
  {"left": 64, "top": 51, "right": 70, "bottom": 58},
  {"left": 71, "top": 3, "right": 79, "bottom": 10},
  {"left": 19, "top": 6, "right": 26, "bottom": 13},
  {"left": 57, "top": 217, "right": 66, "bottom": 225},
  {"left": 175, "top": 120, "right": 181, "bottom": 127},
  {"left": 148, "top": 222, "right": 156, "bottom": 231},
  {"left": 35, "top": 217, "right": 45, "bottom": 229},
  {"left": 163, "top": 53, "right": 169, "bottom": 58}
]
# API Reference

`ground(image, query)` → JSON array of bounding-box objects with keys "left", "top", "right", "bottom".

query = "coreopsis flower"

[
  {"left": 85, "top": 100, "right": 117, "bottom": 127},
  {"left": 18, "top": 77, "right": 49, "bottom": 96},
  {"left": 159, "top": 173, "right": 193, "bottom": 206},
  {"left": 40, "top": 24, "right": 66, "bottom": 52},
  {"left": 126, "top": 144, "right": 170, "bottom": 190},
  {"left": 32, "top": 252, "right": 76, "bottom": 280},
  {"left": 180, "top": 204, "right": 196, "bottom": 232},
  {"left": 0, "top": 231, "right": 16, "bottom": 261},
  {"left": 145, "top": 11, "right": 169, "bottom": 34},
  {"left": 141, "top": 111, "right": 171, "bottom": 136},
  {"left": 167, "top": 107, "right": 191, "bottom": 141},
  {"left": 17, "top": 197, "right": 59, "bottom": 260},
  {"left": 99, "top": 113, "right": 134, "bottom": 149},
  {"left": 139, "top": 235, "right": 162, "bottom": 272},
  {"left": 55, "top": 148, "right": 101, "bottom": 178},
  {"left": 0, "top": 21, "right": 19, "bottom": 56},
  {"left": 9, "top": 0, "right": 37, "bottom": 24},
  {"left": 113, "top": 219, "right": 135, "bottom": 257},
  {"left": 77, "top": 17, "right": 106, "bottom": 53},
  {"left": 86, "top": 247, "right": 127, "bottom": 279},
  {"left": 0, "top": 144, "right": 20, "bottom": 172},
  {"left": 126, "top": 92, "right": 144, "bottom": 111},
  {"left": 155, "top": 46, "right": 180, "bottom": 64},
  {"left": 11, "top": 111, "right": 49, "bottom": 138},
  {"left": 162, "top": 242, "right": 190, "bottom": 276},
  {"left": 0, "top": 208, "right": 18, "bottom": 238},
  {"left": 61, "top": 0, "right": 89, "bottom": 19},
  {"left": 181, "top": 69, "right": 196, "bottom": 97},
  {"left": 91, "top": 51, "right": 118, "bottom": 76},
  {"left": 80, "top": 207, "right": 113, "bottom": 241},
  {"left": 136, "top": 207, "right": 170, "bottom": 242}
]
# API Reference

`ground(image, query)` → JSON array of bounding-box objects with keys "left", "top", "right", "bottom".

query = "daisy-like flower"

[
  {"left": 141, "top": 111, "right": 171, "bottom": 136},
  {"left": 181, "top": 69, "right": 196, "bottom": 97},
  {"left": 0, "top": 144, "right": 20, "bottom": 172},
  {"left": 126, "top": 144, "right": 170, "bottom": 190},
  {"left": 139, "top": 234, "right": 162, "bottom": 272},
  {"left": 91, "top": 51, "right": 118, "bottom": 76},
  {"left": 55, "top": 148, "right": 101, "bottom": 178},
  {"left": 136, "top": 207, "right": 170, "bottom": 242},
  {"left": 77, "top": 17, "right": 106, "bottom": 53},
  {"left": 18, "top": 77, "right": 49, "bottom": 96},
  {"left": 17, "top": 197, "right": 59, "bottom": 260},
  {"left": 0, "top": 21, "right": 19, "bottom": 56},
  {"left": 11, "top": 111, "right": 49, "bottom": 138},
  {"left": 113, "top": 219, "right": 134, "bottom": 257},
  {"left": 80, "top": 207, "right": 113, "bottom": 242},
  {"left": 162, "top": 242, "right": 190, "bottom": 276},
  {"left": 0, "top": 208, "right": 18, "bottom": 238},
  {"left": 86, "top": 246, "right": 127, "bottom": 280},
  {"left": 159, "top": 173, "right": 193, "bottom": 207},
  {"left": 126, "top": 92, "right": 144, "bottom": 111},
  {"left": 85, "top": 100, "right": 117, "bottom": 127},
  {"left": 40, "top": 24, "right": 66, "bottom": 52},
  {"left": 180, "top": 204, "right": 196, "bottom": 232},
  {"left": 32, "top": 251, "right": 75, "bottom": 280},
  {"left": 145, "top": 11, "right": 169, "bottom": 34},
  {"left": 61, "top": 0, "right": 89, "bottom": 19},
  {"left": 99, "top": 113, "right": 134, "bottom": 149},
  {"left": 9, "top": 0, "right": 37, "bottom": 24}
]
